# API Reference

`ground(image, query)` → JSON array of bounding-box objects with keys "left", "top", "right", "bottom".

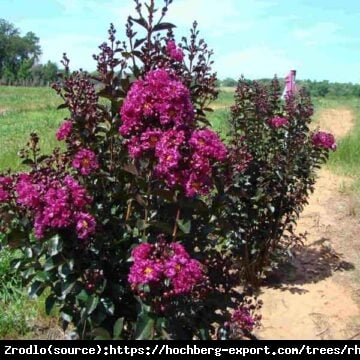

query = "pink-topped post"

[{"left": 282, "top": 69, "right": 296, "bottom": 98}]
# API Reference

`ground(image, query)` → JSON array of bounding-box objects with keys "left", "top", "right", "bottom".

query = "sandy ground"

[{"left": 255, "top": 108, "right": 360, "bottom": 340}]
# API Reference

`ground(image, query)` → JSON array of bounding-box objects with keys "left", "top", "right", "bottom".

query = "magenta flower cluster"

[
  {"left": 120, "top": 69, "right": 194, "bottom": 135},
  {"left": 166, "top": 41, "right": 184, "bottom": 62},
  {"left": 56, "top": 120, "right": 73, "bottom": 141},
  {"left": 128, "top": 242, "right": 204, "bottom": 295},
  {"left": 231, "top": 307, "right": 256, "bottom": 332},
  {"left": 312, "top": 131, "right": 337, "bottom": 150},
  {"left": 268, "top": 116, "right": 288, "bottom": 129},
  {"left": 16, "top": 173, "right": 95, "bottom": 239},
  {"left": 120, "top": 69, "right": 227, "bottom": 197},
  {"left": 72, "top": 148, "right": 99, "bottom": 175}
]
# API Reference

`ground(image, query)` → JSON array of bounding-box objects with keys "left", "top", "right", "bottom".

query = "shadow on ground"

[{"left": 263, "top": 237, "right": 355, "bottom": 293}]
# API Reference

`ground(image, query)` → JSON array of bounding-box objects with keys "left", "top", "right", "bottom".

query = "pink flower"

[
  {"left": 169, "top": 242, "right": 189, "bottom": 258},
  {"left": 268, "top": 117, "right": 288, "bottom": 129},
  {"left": 312, "top": 131, "right": 337, "bottom": 150},
  {"left": 231, "top": 307, "right": 256, "bottom": 332},
  {"left": 131, "top": 243, "right": 153, "bottom": 260},
  {"left": 140, "top": 129, "right": 162, "bottom": 151},
  {"left": 119, "top": 69, "right": 228, "bottom": 198},
  {"left": 184, "top": 171, "right": 211, "bottom": 198},
  {"left": 64, "top": 175, "right": 92, "bottom": 208},
  {"left": 0, "top": 176, "right": 12, "bottom": 187},
  {"left": 15, "top": 172, "right": 93, "bottom": 239},
  {"left": 72, "top": 148, "right": 99, "bottom": 175},
  {"left": 75, "top": 212, "right": 96, "bottom": 239},
  {"left": 166, "top": 41, "right": 176, "bottom": 52},
  {"left": 166, "top": 257, "right": 204, "bottom": 295},
  {"left": 128, "top": 259, "right": 164, "bottom": 287},
  {"left": 42, "top": 187, "right": 72, "bottom": 229},
  {"left": 128, "top": 241, "right": 204, "bottom": 295},
  {"left": 166, "top": 41, "right": 184, "bottom": 62},
  {"left": 119, "top": 69, "right": 194, "bottom": 136},
  {"left": 154, "top": 129, "right": 185, "bottom": 187},
  {"left": 190, "top": 129, "right": 227, "bottom": 161},
  {"left": 56, "top": 120, "right": 73, "bottom": 141},
  {"left": 16, "top": 174, "right": 41, "bottom": 209}
]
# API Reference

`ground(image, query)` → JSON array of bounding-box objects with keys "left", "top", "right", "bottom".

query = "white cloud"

[{"left": 215, "top": 45, "right": 301, "bottom": 79}]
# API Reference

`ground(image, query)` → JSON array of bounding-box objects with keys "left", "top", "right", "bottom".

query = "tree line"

[
  {"left": 220, "top": 77, "right": 360, "bottom": 98},
  {"left": 0, "top": 19, "right": 59, "bottom": 86},
  {"left": 1, "top": 17, "right": 359, "bottom": 95}
]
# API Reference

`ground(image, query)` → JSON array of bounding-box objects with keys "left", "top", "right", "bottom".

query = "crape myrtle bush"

[
  {"left": 0, "top": 0, "right": 255, "bottom": 340},
  {"left": 218, "top": 77, "right": 336, "bottom": 284},
  {"left": 0, "top": 0, "right": 334, "bottom": 340}
]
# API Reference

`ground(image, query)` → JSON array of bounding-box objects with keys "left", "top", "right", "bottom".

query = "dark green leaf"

[
  {"left": 176, "top": 219, "right": 191, "bottom": 234},
  {"left": 113, "top": 317, "right": 124, "bottom": 338},
  {"left": 25, "top": 247, "right": 33, "bottom": 258},
  {"left": 93, "top": 328, "right": 111, "bottom": 340},
  {"left": 60, "top": 308, "right": 73, "bottom": 323},
  {"left": 130, "top": 17, "right": 148, "bottom": 29},
  {"left": 134, "top": 37, "right": 146, "bottom": 49},
  {"left": 28, "top": 280, "right": 46, "bottom": 299},
  {"left": 48, "top": 235, "right": 62, "bottom": 256},
  {"left": 58, "top": 262, "right": 72, "bottom": 278},
  {"left": 57, "top": 103, "right": 68, "bottom": 110},
  {"left": 45, "top": 294, "right": 56, "bottom": 315},
  {"left": 100, "top": 297, "right": 114, "bottom": 315},
  {"left": 135, "top": 311, "right": 155, "bottom": 340},
  {"left": 86, "top": 295, "right": 99, "bottom": 315},
  {"left": 21, "top": 267, "right": 35, "bottom": 279},
  {"left": 152, "top": 22, "right": 176, "bottom": 32},
  {"left": 44, "top": 257, "right": 55, "bottom": 271},
  {"left": 61, "top": 277, "right": 76, "bottom": 297},
  {"left": 76, "top": 289, "right": 89, "bottom": 303}
]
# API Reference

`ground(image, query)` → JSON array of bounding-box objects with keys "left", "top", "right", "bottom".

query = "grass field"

[
  {"left": 0, "top": 86, "right": 65, "bottom": 171},
  {"left": 0, "top": 85, "right": 359, "bottom": 338},
  {"left": 313, "top": 97, "right": 360, "bottom": 192}
]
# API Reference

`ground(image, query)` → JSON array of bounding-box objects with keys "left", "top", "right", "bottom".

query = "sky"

[{"left": 1, "top": 0, "right": 360, "bottom": 82}]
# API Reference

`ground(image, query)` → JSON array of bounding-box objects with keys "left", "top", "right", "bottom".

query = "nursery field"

[{"left": 0, "top": 85, "right": 359, "bottom": 339}]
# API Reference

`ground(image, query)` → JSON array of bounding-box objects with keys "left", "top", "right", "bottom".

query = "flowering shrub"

[
  {"left": 0, "top": 0, "right": 246, "bottom": 340},
  {"left": 216, "top": 77, "right": 336, "bottom": 283},
  {"left": 0, "top": 0, "right": 335, "bottom": 339}
]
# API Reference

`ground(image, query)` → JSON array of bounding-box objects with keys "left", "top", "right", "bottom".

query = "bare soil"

[{"left": 255, "top": 107, "right": 360, "bottom": 340}]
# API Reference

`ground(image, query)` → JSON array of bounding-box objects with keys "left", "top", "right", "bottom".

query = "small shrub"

[{"left": 216, "top": 77, "right": 336, "bottom": 283}]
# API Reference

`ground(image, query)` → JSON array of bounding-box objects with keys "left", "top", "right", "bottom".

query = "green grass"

[
  {"left": 0, "top": 245, "right": 40, "bottom": 339},
  {"left": 207, "top": 88, "right": 235, "bottom": 137},
  {"left": 208, "top": 108, "right": 231, "bottom": 136},
  {"left": 310, "top": 97, "right": 360, "bottom": 191},
  {"left": 0, "top": 86, "right": 65, "bottom": 171},
  {"left": 325, "top": 98, "right": 360, "bottom": 192}
]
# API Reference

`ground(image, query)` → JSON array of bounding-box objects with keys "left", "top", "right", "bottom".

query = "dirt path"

[{"left": 255, "top": 107, "right": 360, "bottom": 340}]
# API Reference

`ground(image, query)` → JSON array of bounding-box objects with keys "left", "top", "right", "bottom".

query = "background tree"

[{"left": 0, "top": 19, "right": 42, "bottom": 84}]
